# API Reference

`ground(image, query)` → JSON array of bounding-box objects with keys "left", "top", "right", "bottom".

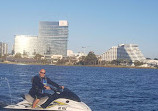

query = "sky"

[{"left": 0, "top": 0, "right": 158, "bottom": 58}]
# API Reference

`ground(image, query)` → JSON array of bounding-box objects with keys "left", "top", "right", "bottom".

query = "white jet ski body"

[{"left": 4, "top": 88, "right": 92, "bottom": 111}]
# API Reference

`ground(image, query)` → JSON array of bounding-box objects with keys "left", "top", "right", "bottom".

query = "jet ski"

[{"left": 4, "top": 88, "right": 92, "bottom": 111}]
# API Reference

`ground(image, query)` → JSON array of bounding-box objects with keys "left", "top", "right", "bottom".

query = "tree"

[
  {"left": 14, "top": 53, "right": 22, "bottom": 58},
  {"left": 114, "top": 59, "right": 132, "bottom": 66},
  {"left": 23, "top": 50, "right": 28, "bottom": 58},
  {"left": 154, "top": 58, "right": 158, "bottom": 60},
  {"left": 41, "top": 58, "right": 47, "bottom": 64},
  {"left": 77, "top": 56, "right": 86, "bottom": 65},
  {"left": 34, "top": 54, "right": 43, "bottom": 60},
  {"left": 2, "top": 54, "right": 7, "bottom": 61},
  {"left": 84, "top": 51, "right": 98, "bottom": 65},
  {"left": 56, "top": 57, "right": 69, "bottom": 65},
  {"left": 134, "top": 60, "right": 144, "bottom": 66},
  {"left": 111, "top": 60, "right": 120, "bottom": 65}
]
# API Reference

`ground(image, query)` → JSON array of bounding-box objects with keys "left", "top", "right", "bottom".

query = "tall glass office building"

[{"left": 38, "top": 21, "right": 68, "bottom": 57}]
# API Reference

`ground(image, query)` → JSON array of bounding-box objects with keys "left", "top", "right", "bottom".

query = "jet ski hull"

[
  {"left": 4, "top": 88, "right": 92, "bottom": 111},
  {"left": 4, "top": 98, "right": 91, "bottom": 111}
]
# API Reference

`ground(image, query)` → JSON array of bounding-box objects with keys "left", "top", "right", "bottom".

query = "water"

[{"left": 0, "top": 64, "right": 158, "bottom": 111}]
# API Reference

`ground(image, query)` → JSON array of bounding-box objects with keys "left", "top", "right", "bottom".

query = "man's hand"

[
  {"left": 44, "top": 86, "right": 51, "bottom": 90},
  {"left": 60, "top": 86, "right": 64, "bottom": 89}
]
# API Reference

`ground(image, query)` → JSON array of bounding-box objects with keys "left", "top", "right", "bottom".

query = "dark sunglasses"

[{"left": 40, "top": 72, "right": 45, "bottom": 74}]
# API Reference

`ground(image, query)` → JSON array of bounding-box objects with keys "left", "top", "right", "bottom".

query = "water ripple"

[{"left": 0, "top": 64, "right": 158, "bottom": 111}]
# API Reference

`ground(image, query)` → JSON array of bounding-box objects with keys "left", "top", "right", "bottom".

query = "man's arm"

[{"left": 47, "top": 77, "right": 60, "bottom": 88}]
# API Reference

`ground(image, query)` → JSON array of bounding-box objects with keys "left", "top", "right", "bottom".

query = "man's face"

[{"left": 39, "top": 69, "right": 46, "bottom": 78}]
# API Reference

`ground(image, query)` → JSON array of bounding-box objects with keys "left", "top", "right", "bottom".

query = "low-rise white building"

[
  {"left": 145, "top": 60, "right": 158, "bottom": 66},
  {"left": 51, "top": 55, "right": 63, "bottom": 63},
  {"left": 101, "top": 44, "right": 146, "bottom": 62},
  {"left": 67, "top": 50, "right": 75, "bottom": 57},
  {"left": 101, "top": 46, "right": 117, "bottom": 61}
]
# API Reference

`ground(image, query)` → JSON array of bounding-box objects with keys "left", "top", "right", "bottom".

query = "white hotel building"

[
  {"left": 14, "top": 35, "right": 38, "bottom": 58},
  {"left": 101, "top": 44, "right": 146, "bottom": 62}
]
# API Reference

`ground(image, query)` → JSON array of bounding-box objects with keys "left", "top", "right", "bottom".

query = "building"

[
  {"left": 14, "top": 20, "right": 69, "bottom": 58},
  {"left": 117, "top": 44, "right": 146, "bottom": 62},
  {"left": 145, "top": 60, "right": 158, "bottom": 67},
  {"left": 67, "top": 50, "right": 75, "bottom": 57},
  {"left": 0, "top": 42, "right": 8, "bottom": 57},
  {"left": 101, "top": 44, "right": 146, "bottom": 62},
  {"left": 14, "top": 35, "right": 38, "bottom": 58},
  {"left": 51, "top": 55, "right": 63, "bottom": 63},
  {"left": 38, "top": 21, "right": 68, "bottom": 57},
  {"left": 101, "top": 46, "right": 118, "bottom": 61}
]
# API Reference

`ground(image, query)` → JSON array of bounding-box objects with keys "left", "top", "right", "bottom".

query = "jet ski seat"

[{"left": 24, "top": 94, "right": 49, "bottom": 105}]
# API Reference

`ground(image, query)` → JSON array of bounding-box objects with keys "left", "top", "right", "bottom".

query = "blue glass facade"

[{"left": 38, "top": 21, "right": 68, "bottom": 56}]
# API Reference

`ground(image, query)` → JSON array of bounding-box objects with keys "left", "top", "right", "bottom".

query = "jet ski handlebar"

[{"left": 50, "top": 87, "right": 63, "bottom": 94}]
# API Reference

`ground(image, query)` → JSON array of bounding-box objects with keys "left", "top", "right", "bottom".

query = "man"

[{"left": 29, "top": 69, "right": 64, "bottom": 108}]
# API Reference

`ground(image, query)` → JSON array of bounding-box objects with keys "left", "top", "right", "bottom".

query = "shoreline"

[
  {"left": 0, "top": 61, "right": 157, "bottom": 69},
  {"left": 84, "top": 65, "right": 158, "bottom": 69}
]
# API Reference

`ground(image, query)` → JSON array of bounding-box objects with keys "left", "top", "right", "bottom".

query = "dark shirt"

[{"left": 29, "top": 75, "right": 60, "bottom": 98}]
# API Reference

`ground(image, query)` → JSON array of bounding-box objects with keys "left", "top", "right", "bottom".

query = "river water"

[{"left": 0, "top": 64, "right": 158, "bottom": 111}]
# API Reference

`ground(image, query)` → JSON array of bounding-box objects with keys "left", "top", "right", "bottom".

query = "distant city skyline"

[{"left": 0, "top": 0, "right": 157, "bottom": 58}]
